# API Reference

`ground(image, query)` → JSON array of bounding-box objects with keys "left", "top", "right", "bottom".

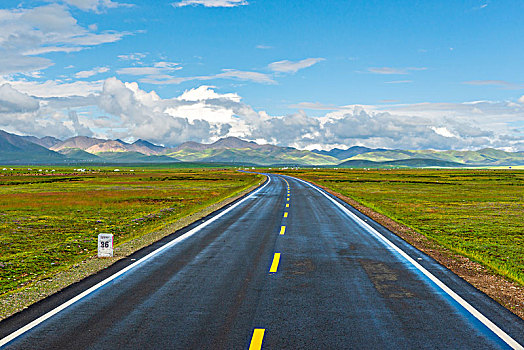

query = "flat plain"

[
  {"left": 278, "top": 169, "right": 524, "bottom": 286},
  {"left": 0, "top": 167, "right": 261, "bottom": 297}
]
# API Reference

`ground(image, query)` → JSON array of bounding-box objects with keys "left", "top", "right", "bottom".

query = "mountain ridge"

[{"left": 1, "top": 129, "right": 522, "bottom": 166}]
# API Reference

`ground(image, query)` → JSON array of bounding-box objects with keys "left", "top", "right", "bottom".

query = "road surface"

[{"left": 1, "top": 174, "right": 523, "bottom": 349}]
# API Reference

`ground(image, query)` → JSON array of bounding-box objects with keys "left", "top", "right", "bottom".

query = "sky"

[{"left": 0, "top": 0, "right": 523, "bottom": 151}]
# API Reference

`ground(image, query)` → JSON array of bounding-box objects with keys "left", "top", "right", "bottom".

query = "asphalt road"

[{"left": 1, "top": 174, "right": 523, "bottom": 349}]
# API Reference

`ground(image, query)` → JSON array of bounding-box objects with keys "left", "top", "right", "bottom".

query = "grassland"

[
  {"left": 0, "top": 167, "right": 262, "bottom": 296},
  {"left": 278, "top": 169, "right": 524, "bottom": 286}
]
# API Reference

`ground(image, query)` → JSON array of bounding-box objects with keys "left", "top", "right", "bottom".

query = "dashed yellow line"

[
  {"left": 286, "top": 203, "right": 289, "bottom": 208},
  {"left": 249, "top": 329, "right": 265, "bottom": 350},
  {"left": 287, "top": 198, "right": 289, "bottom": 201},
  {"left": 269, "top": 253, "right": 281, "bottom": 273},
  {"left": 283, "top": 212, "right": 288, "bottom": 218},
  {"left": 279, "top": 226, "right": 286, "bottom": 235}
]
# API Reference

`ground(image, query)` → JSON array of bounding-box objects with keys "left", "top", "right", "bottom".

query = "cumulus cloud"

[
  {"left": 0, "top": 84, "right": 40, "bottom": 113},
  {"left": 316, "top": 109, "right": 495, "bottom": 150},
  {"left": 177, "top": 85, "right": 241, "bottom": 102},
  {"left": 268, "top": 58, "right": 325, "bottom": 73},
  {"left": 97, "top": 78, "right": 215, "bottom": 144},
  {"left": 68, "top": 110, "right": 94, "bottom": 136},
  {"left": 172, "top": 0, "right": 248, "bottom": 7}
]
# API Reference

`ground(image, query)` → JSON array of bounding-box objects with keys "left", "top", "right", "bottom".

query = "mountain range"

[{"left": 0, "top": 129, "right": 522, "bottom": 167}]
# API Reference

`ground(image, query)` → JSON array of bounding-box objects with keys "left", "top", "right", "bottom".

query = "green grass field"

[
  {"left": 279, "top": 169, "right": 524, "bottom": 285},
  {"left": 0, "top": 167, "right": 262, "bottom": 295}
]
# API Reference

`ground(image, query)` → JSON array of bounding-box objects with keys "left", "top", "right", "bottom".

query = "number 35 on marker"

[{"left": 98, "top": 233, "right": 114, "bottom": 258}]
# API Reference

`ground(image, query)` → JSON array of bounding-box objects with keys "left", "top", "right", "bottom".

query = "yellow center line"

[
  {"left": 269, "top": 253, "right": 281, "bottom": 273},
  {"left": 249, "top": 329, "right": 265, "bottom": 350},
  {"left": 286, "top": 203, "right": 289, "bottom": 208},
  {"left": 283, "top": 212, "right": 288, "bottom": 218},
  {"left": 279, "top": 226, "right": 286, "bottom": 235},
  {"left": 287, "top": 198, "right": 289, "bottom": 201}
]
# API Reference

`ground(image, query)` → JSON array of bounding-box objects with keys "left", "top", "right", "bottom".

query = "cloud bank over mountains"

[{"left": 0, "top": 77, "right": 522, "bottom": 151}]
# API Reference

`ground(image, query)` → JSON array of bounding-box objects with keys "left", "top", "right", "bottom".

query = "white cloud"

[
  {"left": 98, "top": 77, "right": 214, "bottom": 144},
  {"left": 368, "top": 67, "right": 427, "bottom": 75},
  {"left": 141, "top": 69, "right": 276, "bottom": 85},
  {"left": 384, "top": 80, "right": 413, "bottom": 84},
  {"left": 518, "top": 95, "right": 524, "bottom": 104},
  {"left": 430, "top": 126, "right": 457, "bottom": 138},
  {"left": 256, "top": 45, "right": 273, "bottom": 49},
  {"left": 268, "top": 58, "right": 325, "bottom": 73},
  {"left": 288, "top": 102, "right": 339, "bottom": 110},
  {"left": 118, "top": 53, "right": 147, "bottom": 61},
  {"left": 0, "top": 77, "right": 103, "bottom": 97},
  {"left": 75, "top": 66, "right": 110, "bottom": 78},
  {"left": 0, "top": 84, "right": 40, "bottom": 113},
  {"left": 0, "top": 4, "right": 130, "bottom": 75},
  {"left": 60, "top": 0, "right": 134, "bottom": 12},
  {"left": 172, "top": 0, "right": 248, "bottom": 7},
  {"left": 462, "top": 80, "right": 522, "bottom": 89},
  {"left": 0, "top": 55, "right": 54, "bottom": 76},
  {"left": 23, "top": 46, "right": 85, "bottom": 55},
  {"left": 214, "top": 70, "right": 275, "bottom": 84},
  {"left": 117, "top": 61, "right": 182, "bottom": 77},
  {"left": 177, "top": 85, "right": 241, "bottom": 102}
]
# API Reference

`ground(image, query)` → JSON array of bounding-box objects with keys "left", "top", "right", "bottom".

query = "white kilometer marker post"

[{"left": 97, "top": 234, "right": 113, "bottom": 258}]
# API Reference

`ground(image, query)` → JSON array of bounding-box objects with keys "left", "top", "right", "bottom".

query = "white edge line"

[
  {"left": 0, "top": 176, "right": 271, "bottom": 348},
  {"left": 289, "top": 175, "right": 523, "bottom": 350}
]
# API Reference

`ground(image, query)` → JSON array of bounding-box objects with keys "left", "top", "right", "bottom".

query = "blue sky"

[{"left": 0, "top": 0, "right": 523, "bottom": 150}]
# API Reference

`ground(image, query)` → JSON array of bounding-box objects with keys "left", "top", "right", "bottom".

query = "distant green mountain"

[
  {"left": 312, "top": 146, "right": 387, "bottom": 160},
  {"left": 348, "top": 148, "right": 524, "bottom": 166},
  {"left": 57, "top": 148, "right": 102, "bottom": 161},
  {"left": 96, "top": 152, "right": 178, "bottom": 163},
  {"left": 168, "top": 143, "right": 338, "bottom": 166},
  {"left": 336, "top": 159, "right": 380, "bottom": 168},
  {"left": 0, "top": 130, "right": 66, "bottom": 164},
  {"left": 338, "top": 158, "right": 468, "bottom": 168}
]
